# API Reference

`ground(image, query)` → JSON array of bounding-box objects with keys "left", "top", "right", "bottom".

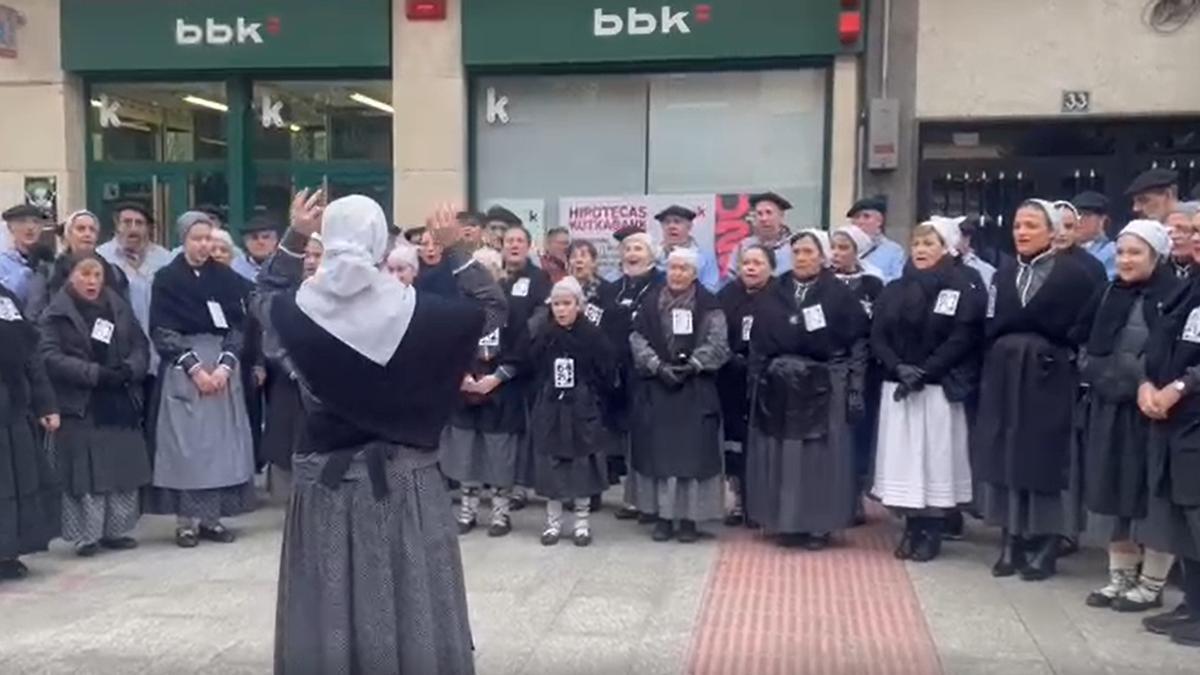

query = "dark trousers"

[{"left": 1184, "top": 557, "right": 1200, "bottom": 612}]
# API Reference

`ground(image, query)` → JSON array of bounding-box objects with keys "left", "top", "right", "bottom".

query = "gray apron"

[{"left": 153, "top": 334, "right": 255, "bottom": 490}]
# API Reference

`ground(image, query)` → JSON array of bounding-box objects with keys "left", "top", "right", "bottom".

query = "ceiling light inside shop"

[
  {"left": 182, "top": 95, "right": 229, "bottom": 113},
  {"left": 89, "top": 99, "right": 103, "bottom": 108},
  {"left": 349, "top": 92, "right": 394, "bottom": 114},
  {"left": 289, "top": 124, "right": 302, "bottom": 133}
]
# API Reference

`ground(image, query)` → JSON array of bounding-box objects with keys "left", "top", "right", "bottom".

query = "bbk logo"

[
  {"left": 176, "top": 16, "right": 281, "bottom": 46},
  {"left": 593, "top": 4, "right": 710, "bottom": 37}
]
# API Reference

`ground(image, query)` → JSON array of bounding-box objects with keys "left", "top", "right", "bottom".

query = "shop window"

[
  {"left": 90, "top": 82, "right": 229, "bottom": 162},
  {"left": 252, "top": 81, "right": 393, "bottom": 162}
]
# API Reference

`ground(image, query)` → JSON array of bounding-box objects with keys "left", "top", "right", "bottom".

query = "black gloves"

[{"left": 895, "top": 364, "right": 926, "bottom": 391}]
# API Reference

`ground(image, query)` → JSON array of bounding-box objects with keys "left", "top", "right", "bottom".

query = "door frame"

[{"left": 87, "top": 162, "right": 226, "bottom": 245}]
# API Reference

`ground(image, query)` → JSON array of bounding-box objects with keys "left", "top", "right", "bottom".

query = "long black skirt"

[
  {"left": 275, "top": 447, "right": 475, "bottom": 675},
  {"left": 0, "top": 412, "right": 59, "bottom": 558}
]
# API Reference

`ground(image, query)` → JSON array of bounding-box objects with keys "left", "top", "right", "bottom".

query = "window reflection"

[
  {"left": 252, "top": 81, "right": 393, "bottom": 162},
  {"left": 90, "top": 82, "right": 229, "bottom": 162}
]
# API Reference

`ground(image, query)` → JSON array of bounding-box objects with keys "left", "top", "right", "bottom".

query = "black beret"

[
  {"left": 1125, "top": 168, "right": 1178, "bottom": 196},
  {"left": 112, "top": 201, "right": 154, "bottom": 224},
  {"left": 750, "top": 191, "right": 793, "bottom": 211},
  {"left": 195, "top": 203, "right": 227, "bottom": 222},
  {"left": 846, "top": 196, "right": 888, "bottom": 218},
  {"left": 404, "top": 226, "right": 426, "bottom": 242},
  {"left": 1071, "top": 191, "right": 1109, "bottom": 215},
  {"left": 241, "top": 215, "right": 281, "bottom": 234},
  {"left": 2, "top": 204, "right": 45, "bottom": 221},
  {"left": 654, "top": 205, "right": 697, "bottom": 222},
  {"left": 613, "top": 224, "right": 647, "bottom": 242},
  {"left": 484, "top": 206, "right": 522, "bottom": 227},
  {"left": 456, "top": 211, "right": 484, "bottom": 227}
]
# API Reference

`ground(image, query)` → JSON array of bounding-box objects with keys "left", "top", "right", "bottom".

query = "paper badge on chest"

[
  {"left": 986, "top": 285, "right": 997, "bottom": 319},
  {"left": 554, "top": 357, "right": 576, "bottom": 389},
  {"left": 802, "top": 305, "right": 827, "bottom": 332},
  {"left": 207, "top": 301, "right": 229, "bottom": 329},
  {"left": 585, "top": 303, "right": 604, "bottom": 326},
  {"left": 672, "top": 308, "right": 694, "bottom": 336},
  {"left": 934, "top": 289, "right": 961, "bottom": 317},
  {"left": 91, "top": 318, "right": 115, "bottom": 345},
  {"left": 478, "top": 328, "right": 500, "bottom": 348},
  {"left": 1182, "top": 308, "right": 1200, "bottom": 344},
  {"left": 0, "top": 296, "right": 20, "bottom": 322},
  {"left": 511, "top": 277, "right": 531, "bottom": 298},
  {"left": 741, "top": 315, "right": 754, "bottom": 342}
]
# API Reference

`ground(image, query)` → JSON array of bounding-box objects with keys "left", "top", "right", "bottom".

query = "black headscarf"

[
  {"left": 48, "top": 250, "right": 126, "bottom": 300},
  {"left": 149, "top": 252, "right": 247, "bottom": 336},
  {"left": 1086, "top": 262, "right": 1179, "bottom": 356}
]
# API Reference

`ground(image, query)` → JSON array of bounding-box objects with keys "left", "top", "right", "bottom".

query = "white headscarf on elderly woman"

[
  {"left": 791, "top": 228, "right": 833, "bottom": 267},
  {"left": 296, "top": 195, "right": 415, "bottom": 366}
]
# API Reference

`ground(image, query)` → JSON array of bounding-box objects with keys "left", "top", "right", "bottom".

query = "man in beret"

[
  {"left": 485, "top": 206, "right": 521, "bottom": 252},
  {"left": 97, "top": 202, "right": 174, "bottom": 373},
  {"left": 1072, "top": 191, "right": 1116, "bottom": 279},
  {"left": 729, "top": 192, "right": 794, "bottom": 278},
  {"left": 848, "top": 196, "right": 905, "bottom": 283},
  {"left": 655, "top": 205, "right": 719, "bottom": 291},
  {"left": 0, "top": 204, "right": 48, "bottom": 305},
  {"left": 1127, "top": 168, "right": 1180, "bottom": 223},
  {"left": 234, "top": 215, "right": 281, "bottom": 281}
]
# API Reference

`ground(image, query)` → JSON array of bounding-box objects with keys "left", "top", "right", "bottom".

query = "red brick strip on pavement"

[{"left": 686, "top": 506, "right": 943, "bottom": 675}]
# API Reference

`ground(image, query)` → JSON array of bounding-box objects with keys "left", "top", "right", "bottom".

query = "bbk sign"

[
  {"left": 176, "top": 16, "right": 282, "bottom": 46},
  {"left": 593, "top": 5, "right": 711, "bottom": 37}
]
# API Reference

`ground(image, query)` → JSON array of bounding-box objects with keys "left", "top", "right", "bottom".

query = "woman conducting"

[
  {"left": 264, "top": 192, "right": 482, "bottom": 673},
  {"left": 746, "top": 229, "right": 870, "bottom": 550},
  {"left": 39, "top": 252, "right": 151, "bottom": 556},
  {"left": 973, "top": 199, "right": 1098, "bottom": 581},
  {"left": 146, "top": 212, "right": 256, "bottom": 547},
  {"left": 871, "top": 220, "right": 983, "bottom": 561},
  {"left": 716, "top": 244, "right": 776, "bottom": 526},
  {"left": 628, "top": 245, "right": 730, "bottom": 543}
]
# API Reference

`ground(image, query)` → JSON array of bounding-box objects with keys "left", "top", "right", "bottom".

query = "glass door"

[
  {"left": 88, "top": 167, "right": 227, "bottom": 246},
  {"left": 254, "top": 166, "right": 393, "bottom": 226}
]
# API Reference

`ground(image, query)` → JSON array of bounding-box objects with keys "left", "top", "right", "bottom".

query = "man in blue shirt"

[
  {"left": 728, "top": 192, "right": 794, "bottom": 278},
  {"left": 848, "top": 196, "right": 905, "bottom": 283},
  {"left": 233, "top": 215, "right": 281, "bottom": 281},
  {"left": 956, "top": 216, "right": 996, "bottom": 287},
  {"left": 96, "top": 202, "right": 173, "bottom": 371},
  {"left": 656, "top": 204, "right": 719, "bottom": 291},
  {"left": 1072, "top": 191, "right": 1116, "bottom": 279},
  {"left": 0, "top": 204, "right": 49, "bottom": 306}
]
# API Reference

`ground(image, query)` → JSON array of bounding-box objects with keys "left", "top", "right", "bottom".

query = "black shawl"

[
  {"left": 634, "top": 282, "right": 721, "bottom": 364},
  {"left": 751, "top": 269, "right": 869, "bottom": 362},
  {"left": 150, "top": 254, "right": 247, "bottom": 336},
  {"left": 529, "top": 316, "right": 617, "bottom": 460},
  {"left": 1085, "top": 263, "right": 1178, "bottom": 356},
  {"left": 988, "top": 252, "right": 1098, "bottom": 348},
  {"left": 0, "top": 283, "right": 36, "bottom": 386},
  {"left": 502, "top": 262, "right": 552, "bottom": 332},
  {"left": 717, "top": 277, "right": 774, "bottom": 356},
  {"left": 600, "top": 269, "right": 661, "bottom": 359}
]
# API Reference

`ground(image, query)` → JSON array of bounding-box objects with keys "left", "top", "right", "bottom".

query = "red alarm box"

[{"left": 406, "top": 0, "right": 447, "bottom": 21}]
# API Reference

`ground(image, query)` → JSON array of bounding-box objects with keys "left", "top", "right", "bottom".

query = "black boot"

[
  {"left": 992, "top": 530, "right": 1026, "bottom": 578},
  {"left": 677, "top": 519, "right": 700, "bottom": 544},
  {"left": 944, "top": 510, "right": 965, "bottom": 541},
  {"left": 910, "top": 518, "right": 943, "bottom": 563},
  {"left": 894, "top": 518, "right": 918, "bottom": 560},
  {"left": 651, "top": 518, "right": 674, "bottom": 542},
  {"left": 1020, "top": 535, "right": 1059, "bottom": 581}
]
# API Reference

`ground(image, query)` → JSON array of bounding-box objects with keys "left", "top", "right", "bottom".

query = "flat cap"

[
  {"left": 750, "top": 192, "right": 793, "bottom": 211},
  {"left": 613, "top": 224, "right": 647, "bottom": 242},
  {"left": 241, "top": 215, "right": 281, "bottom": 234},
  {"left": 1071, "top": 191, "right": 1109, "bottom": 215},
  {"left": 1125, "top": 168, "right": 1178, "bottom": 197},
  {"left": 654, "top": 205, "right": 697, "bottom": 222},
  {"left": 484, "top": 205, "right": 522, "bottom": 227},
  {"left": 2, "top": 204, "right": 46, "bottom": 221},
  {"left": 847, "top": 195, "right": 888, "bottom": 218},
  {"left": 112, "top": 201, "right": 154, "bottom": 223}
]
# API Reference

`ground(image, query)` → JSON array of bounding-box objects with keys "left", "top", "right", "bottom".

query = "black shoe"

[
  {"left": 992, "top": 531, "right": 1026, "bottom": 578},
  {"left": 1144, "top": 604, "right": 1192, "bottom": 635},
  {"left": 910, "top": 519, "right": 943, "bottom": 563},
  {"left": 75, "top": 542, "right": 100, "bottom": 558},
  {"left": 175, "top": 528, "right": 199, "bottom": 548},
  {"left": 487, "top": 517, "right": 512, "bottom": 538},
  {"left": 457, "top": 518, "right": 477, "bottom": 535},
  {"left": 614, "top": 506, "right": 640, "bottom": 521},
  {"left": 724, "top": 511, "right": 746, "bottom": 527},
  {"left": 509, "top": 494, "right": 528, "bottom": 511},
  {"left": 0, "top": 559, "right": 29, "bottom": 580},
  {"left": 894, "top": 520, "right": 918, "bottom": 560},
  {"left": 637, "top": 512, "right": 658, "bottom": 525},
  {"left": 573, "top": 529, "right": 592, "bottom": 547},
  {"left": 1057, "top": 536, "right": 1080, "bottom": 558},
  {"left": 589, "top": 495, "right": 603, "bottom": 512},
  {"left": 198, "top": 524, "right": 236, "bottom": 544},
  {"left": 540, "top": 529, "right": 561, "bottom": 546},
  {"left": 803, "top": 533, "right": 831, "bottom": 551},
  {"left": 677, "top": 520, "right": 700, "bottom": 544},
  {"left": 1168, "top": 618, "right": 1200, "bottom": 647},
  {"left": 1111, "top": 586, "right": 1164, "bottom": 613},
  {"left": 1019, "top": 535, "right": 1059, "bottom": 581},
  {"left": 780, "top": 533, "right": 810, "bottom": 548},
  {"left": 99, "top": 536, "right": 139, "bottom": 550},
  {"left": 651, "top": 519, "right": 674, "bottom": 542},
  {"left": 944, "top": 511, "right": 965, "bottom": 541}
]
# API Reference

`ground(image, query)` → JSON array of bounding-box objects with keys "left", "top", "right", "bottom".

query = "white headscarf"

[
  {"left": 925, "top": 216, "right": 964, "bottom": 257},
  {"left": 1025, "top": 199, "right": 1065, "bottom": 233},
  {"left": 550, "top": 275, "right": 586, "bottom": 305},
  {"left": 833, "top": 224, "right": 871, "bottom": 256},
  {"left": 1119, "top": 219, "right": 1171, "bottom": 258},
  {"left": 386, "top": 242, "right": 419, "bottom": 273},
  {"left": 666, "top": 246, "right": 700, "bottom": 271},
  {"left": 793, "top": 228, "right": 832, "bottom": 266},
  {"left": 296, "top": 195, "right": 415, "bottom": 366}
]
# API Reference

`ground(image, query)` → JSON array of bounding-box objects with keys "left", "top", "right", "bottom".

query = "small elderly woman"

[
  {"left": 1079, "top": 220, "right": 1180, "bottom": 611},
  {"left": 385, "top": 243, "right": 420, "bottom": 286},
  {"left": 38, "top": 252, "right": 151, "bottom": 556},
  {"left": 628, "top": 246, "right": 730, "bottom": 543},
  {"left": 973, "top": 199, "right": 1100, "bottom": 581},
  {"left": 746, "top": 229, "right": 870, "bottom": 550},
  {"left": 529, "top": 276, "right": 617, "bottom": 546},
  {"left": 145, "top": 212, "right": 256, "bottom": 548},
  {"left": 26, "top": 210, "right": 130, "bottom": 319},
  {"left": 871, "top": 219, "right": 984, "bottom": 561}
]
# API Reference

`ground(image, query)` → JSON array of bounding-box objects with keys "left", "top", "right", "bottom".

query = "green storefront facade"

[
  {"left": 461, "top": 0, "right": 864, "bottom": 254},
  {"left": 60, "top": 0, "right": 395, "bottom": 242}
]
